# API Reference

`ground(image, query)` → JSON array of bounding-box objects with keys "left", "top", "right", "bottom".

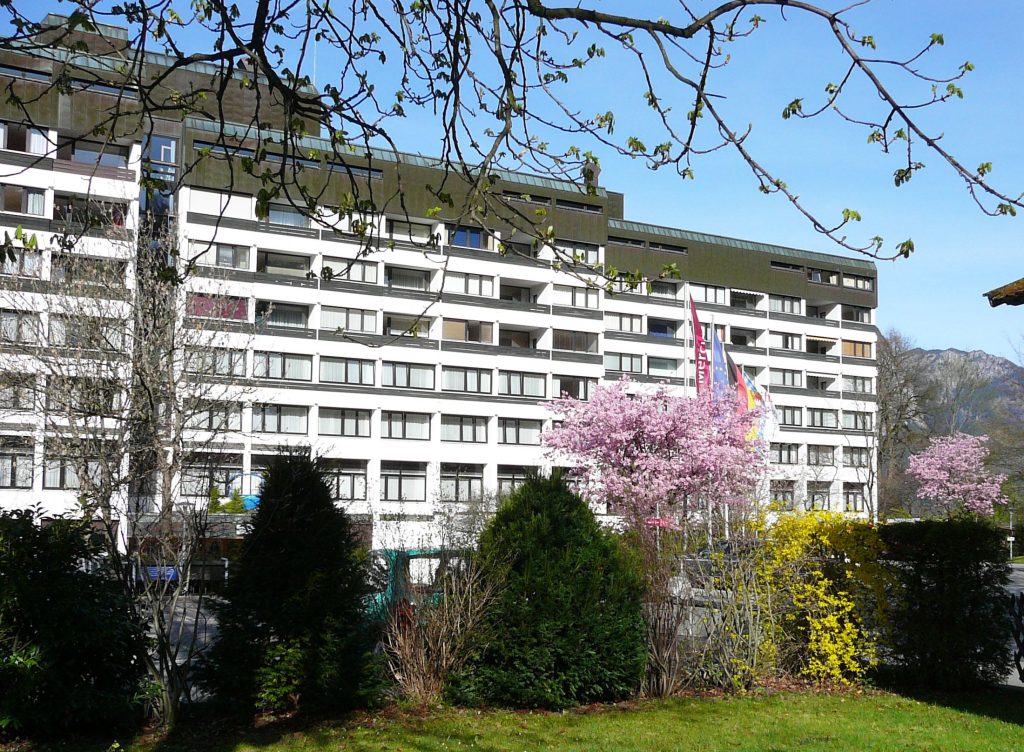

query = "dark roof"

[{"left": 984, "top": 277, "right": 1024, "bottom": 307}]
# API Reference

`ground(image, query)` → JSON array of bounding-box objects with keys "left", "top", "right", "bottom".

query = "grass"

[
  {"left": 30, "top": 688, "right": 1024, "bottom": 752},
  {"left": 1010, "top": 555, "right": 1024, "bottom": 564}
]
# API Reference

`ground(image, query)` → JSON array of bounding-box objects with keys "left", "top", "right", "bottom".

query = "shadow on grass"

[{"left": 900, "top": 685, "right": 1024, "bottom": 727}]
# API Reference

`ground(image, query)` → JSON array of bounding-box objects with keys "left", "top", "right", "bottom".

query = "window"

[
  {"left": 691, "top": 284, "right": 726, "bottom": 304},
  {"left": 807, "top": 409, "right": 838, "bottom": 428},
  {"left": 647, "top": 318, "right": 677, "bottom": 338},
  {"left": 770, "top": 369, "right": 802, "bottom": 387},
  {"left": 0, "top": 65, "right": 48, "bottom": 83},
  {"left": 51, "top": 255, "right": 126, "bottom": 286},
  {"left": 806, "top": 374, "right": 835, "bottom": 391},
  {"left": 769, "top": 295, "right": 801, "bottom": 314},
  {"left": 769, "top": 331, "right": 801, "bottom": 351},
  {"left": 500, "top": 284, "right": 536, "bottom": 304},
  {"left": 1, "top": 185, "right": 45, "bottom": 216},
  {"left": 442, "top": 319, "right": 493, "bottom": 344},
  {"left": 321, "top": 306, "right": 376, "bottom": 334},
  {"left": 553, "top": 375, "right": 597, "bottom": 400},
  {"left": 604, "top": 352, "right": 643, "bottom": 373},
  {"left": 807, "top": 267, "right": 838, "bottom": 285},
  {"left": 0, "top": 122, "right": 48, "bottom": 154},
  {"left": 256, "top": 302, "right": 308, "bottom": 329},
  {"left": 499, "top": 418, "right": 542, "bottom": 445},
  {"left": 556, "top": 198, "right": 602, "bottom": 213},
  {"left": 843, "top": 411, "right": 873, "bottom": 431},
  {"left": 70, "top": 78, "right": 138, "bottom": 99},
  {"left": 844, "top": 482, "right": 866, "bottom": 512},
  {"left": 777, "top": 406, "right": 802, "bottom": 426},
  {"left": 770, "top": 480, "right": 796, "bottom": 510},
  {"left": 0, "top": 376, "right": 33, "bottom": 410},
  {"left": 498, "top": 371, "right": 545, "bottom": 397},
  {"left": 450, "top": 225, "right": 486, "bottom": 248},
  {"left": 381, "top": 461, "right": 427, "bottom": 501},
  {"left": 553, "top": 285, "right": 599, "bottom": 309},
  {"left": 648, "top": 357, "right": 678, "bottom": 377},
  {"left": 267, "top": 204, "right": 310, "bottom": 227},
  {"left": 807, "top": 445, "right": 835, "bottom": 466},
  {"left": 1, "top": 247, "right": 40, "bottom": 278},
  {"left": 193, "top": 242, "right": 249, "bottom": 270},
  {"left": 553, "top": 330, "right": 598, "bottom": 353},
  {"left": 841, "top": 305, "right": 871, "bottom": 323},
  {"left": 441, "top": 464, "right": 484, "bottom": 501},
  {"left": 555, "top": 240, "right": 599, "bottom": 264},
  {"left": 49, "top": 316, "right": 123, "bottom": 350},
  {"left": 843, "top": 375, "right": 873, "bottom": 394},
  {"left": 322, "top": 257, "right": 378, "bottom": 283},
  {"left": 257, "top": 250, "right": 310, "bottom": 276},
  {"left": 44, "top": 457, "right": 100, "bottom": 490},
  {"left": 441, "top": 415, "right": 488, "bottom": 443},
  {"left": 180, "top": 461, "right": 242, "bottom": 500},
  {"left": 771, "top": 260, "right": 803, "bottom": 272},
  {"left": 323, "top": 460, "right": 367, "bottom": 501},
  {"left": 842, "top": 340, "right": 872, "bottom": 359},
  {"left": 442, "top": 367, "right": 492, "bottom": 394},
  {"left": 252, "top": 404, "right": 308, "bottom": 434},
  {"left": 384, "top": 314, "right": 429, "bottom": 337},
  {"left": 382, "top": 361, "right": 435, "bottom": 389},
  {"left": 605, "top": 312, "right": 641, "bottom": 333},
  {"left": 806, "top": 337, "right": 835, "bottom": 356},
  {"left": 443, "top": 272, "right": 493, "bottom": 297},
  {"left": 0, "top": 310, "right": 39, "bottom": 344},
  {"left": 185, "top": 348, "right": 245, "bottom": 377},
  {"left": 649, "top": 281, "right": 677, "bottom": 299},
  {"left": 843, "top": 274, "right": 874, "bottom": 291},
  {"left": 318, "top": 408, "right": 371, "bottom": 437},
  {"left": 807, "top": 482, "right": 831, "bottom": 511},
  {"left": 498, "top": 329, "right": 535, "bottom": 348},
  {"left": 253, "top": 351, "right": 312, "bottom": 381},
  {"left": 61, "top": 140, "right": 130, "bottom": 168},
  {"left": 0, "top": 442, "right": 32, "bottom": 488},
  {"left": 53, "top": 194, "right": 128, "bottom": 227},
  {"left": 381, "top": 411, "right": 431, "bottom": 440},
  {"left": 186, "top": 402, "right": 242, "bottom": 431},
  {"left": 498, "top": 465, "right": 533, "bottom": 496},
  {"left": 389, "top": 219, "right": 434, "bottom": 242},
  {"left": 730, "top": 328, "right": 758, "bottom": 347},
  {"left": 844, "top": 447, "right": 871, "bottom": 468},
  {"left": 386, "top": 266, "right": 431, "bottom": 291},
  {"left": 46, "top": 377, "right": 119, "bottom": 416},
  {"left": 806, "top": 305, "right": 830, "bottom": 319},
  {"left": 187, "top": 293, "right": 248, "bottom": 321},
  {"left": 770, "top": 443, "right": 799, "bottom": 465},
  {"left": 320, "top": 357, "right": 374, "bottom": 385}
]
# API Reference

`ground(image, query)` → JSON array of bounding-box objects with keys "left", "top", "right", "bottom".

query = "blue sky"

[{"left": 23, "top": 1, "right": 1024, "bottom": 356}]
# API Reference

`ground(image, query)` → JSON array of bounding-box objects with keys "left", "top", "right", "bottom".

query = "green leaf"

[
  {"left": 842, "top": 208, "right": 862, "bottom": 223},
  {"left": 930, "top": 33, "right": 945, "bottom": 46},
  {"left": 896, "top": 239, "right": 915, "bottom": 258},
  {"left": 781, "top": 98, "right": 803, "bottom": 120}
]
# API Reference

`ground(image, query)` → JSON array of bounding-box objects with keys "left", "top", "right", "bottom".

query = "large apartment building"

[{"left": 0, "top": 17, "right": 879, "bottom": 546}]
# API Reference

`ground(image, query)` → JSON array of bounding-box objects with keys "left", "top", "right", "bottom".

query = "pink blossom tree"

[
  {"left": 543, "top": 378, "right": 765, "bottom": 528},
  {"left": 906, "top": 433, "right": 1008, "bottom": 516}
]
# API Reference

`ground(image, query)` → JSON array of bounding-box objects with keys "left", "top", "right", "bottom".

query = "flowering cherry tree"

[
  {"left": 906, "top": 433, "right": 1007, "bottom": 516},
  {"left": 543, "top": 378, "right": 765, "bottom": 526}
]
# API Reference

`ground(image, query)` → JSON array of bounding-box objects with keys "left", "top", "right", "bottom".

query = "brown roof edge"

[{"left": 984, "top": 276, "right": 1024, "bottom": 307}]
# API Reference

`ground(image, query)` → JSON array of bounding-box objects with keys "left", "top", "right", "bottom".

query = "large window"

[
  {"left": 770, "top": 442, "right": 799, "bottom": 465},
  {"left": 322, "top": 257, "right": 378, "bottom": 283},
  {"left": 321, "top": 306, "right": 376, "bottom": 334},
  {"left": 443, "top": 272, "right": 493, "bottom": 297},
  {"left": 770, "top": 480, "right": 796, "bottom": 510},
  {"left": 498, "top": 370, "right": 545, "bottom": 397},
  {"left": 381, "top": 462, "right": 427, "bottom": 501},
  {"left": 0, "top": 122, "right": 48, "bottom": 154},
  {"left": 0, "top": 442, "right": 32, "bottom": 488},
  {"left": 440, "top": 464, "right": 484, "bottom": 502},
  {"left": 841, "top": 305, "right": 871, "bottom": 323},
  {"left": 807, "top": 268, "right": 838, "bottom": 285},
  {"left": 648, "top": 357, "right": 678, "bottom": 378},
  {"left": 843, "top": 411, "right": 873, "bottom": 431},
  {"left": 648, "top": 318, "right": 677, "bottom": 338},
  {"left": 769, "top": 331, "right": 801, "bottom": 351},
  {"left": 0, "top": 309, "right": 39, "bottom": 344},
  {"left": 555, "top": 240, "right": 599, "bottom": 264},
  {"left": 605, "top": 312, "right": 642, "bottom": 333},
  {"left": 769, "top": 295, "right": 801, "bottom": 314},
  {"left": 449, "top": 225, "right": 486, "bottom": 249},
  {"left": 382, "top": 361, "right": 434, "bottom": 389},
  {"left": 389, "top": 219, "right": 434, "bottom": 243},
  {"left": 267, "top": 204, "right": 310, "bottom": 228},
  {"left": 777, "top": 406, "right": 802, "bottom": 426},
  {"left": 257, "top": 250, "right": 309, "bottom": 276},
  {"left": 440, "top": 415, "right": 487, "bottom": 443},
  {"left": 186, "top": 402, "right": 242, "bottom": 431},
  {"left": 442, "top": 366, "right": 491, "bottom": 393},
  {"left": 253, "top": 351, "right": 312, "bottom": 381},
  {"left": 0, "top": 376, "right": 33, "bottom": 411},
  {"left": 320, "top": 357, "right": 374, "bottom": 385},
  {"left": 323, "top": 460, "right": 367, "bottom": 501},
  {"left": 604, "top": 352, "right": 643, "bottom": 373},
  {"left": 844, "top": 447, "right": 871, "bottom": 468},
  {"left": 553, "top": 285, "right": 599, "bottom": 309},
  {"left": 498, "top": 465, "right": 534, "bottom": 496},
  {"left": 256, "top": 302, "right": 308, "bottom": 329},
  {"left": 180, "top": 461, "right": 242, "bottom": 500},
  {"left": 553, "top": 375, "right": 596, "bottom": 400},
  {"left": 186, "top": 348, "right": 246, "bottom": 377},
  {"left": 51, "top": 255, "right": 126, "bottom": 286},
  {"left": 0, "top": 247, "right": 40, "bottom": 278},
  {"left": 807, "top": 444, "right": 835, "bottom": 466},
  {"left": 650, "top": 281, "right": 677, "bottom": 299},
  {"left": 552, "top": 330, "right": 597, "bottom": 353},
  {"left": 252, "top": 404, "right": 308, "bottom": 434},
  {"left": 318, "top": 408, "right": 371, "bottom": 437},
  {"left": 807, "top": 482, "right": 831, "bottom": 511},
  {"left": 48, "top": 316, "right": 123, "bottom": 350},
  {"left": 499, "top": 418, "right": 542, "bottom": 445},
  {"left": 843, "top": 274, "right": 874, "bottom": 291},
  {"left": 1, "top": 185, "right": 45, "bottom": 216},
  {"left": 690, "top": 283, "right": 726, "bottom": 304},
  {"left": 381, "top": 411, "right": 431, "bottom": 440},
  {"left": 384, "top": 314, "right": 430, "bottom": 337},
  {"left": 194, "top": 242, "right": 249, "bottom": 270},
  {"left": 44, "top": 457, "right": 100, "bottom": 490},
  {"left": 844, "top": 482, "right": 866, "bottom": 512},
  {"left": 442, "top": 319, "right": 493, "bottom": 343},
  {"left": 770, "top": 369, "right": 802, "bottom": 387},
  {"left": 187, "top": 293, "right": 248, "bottom": 321},
  {"left": 842, "top": 340, "right": 872, "bottom": 359},
  {"left": 385, "top": 266, "right": 430, "bottom": 291},
  {"left": 807, "top": 409, "right": 838, "bottom": 429},
  {"left": 843, "top": 375, "right": 873, "bottom": 394}
]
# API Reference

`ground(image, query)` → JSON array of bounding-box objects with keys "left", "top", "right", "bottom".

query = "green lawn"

[{"left": 53, "top": 688, "right": 1020, "bottom": 752}]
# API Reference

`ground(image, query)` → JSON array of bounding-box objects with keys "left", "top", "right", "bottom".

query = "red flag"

[
  {"left": 690, "top": 298, "right": 711, "bottom": 393},
  {"left": 734, "top": 362, "right": 750, "bottom": 413}
]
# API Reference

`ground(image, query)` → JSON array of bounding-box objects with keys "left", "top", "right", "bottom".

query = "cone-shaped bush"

[
  {"left": 462, "top": 474, "right": 646, "bottom": 709},
  {"left": 201, "top": 454, "right": 373, "bottom": 713}
]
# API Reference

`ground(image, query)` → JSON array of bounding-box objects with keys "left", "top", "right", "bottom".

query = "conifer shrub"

[
  {"left": 200, "top": 454, "right": 374, "bottom": 714},
  {"left": 454, "top": 474, "right": 646, "bottom": 709},
  {"left": 0, "top": 510, "right": 144, "bottom": 737}
]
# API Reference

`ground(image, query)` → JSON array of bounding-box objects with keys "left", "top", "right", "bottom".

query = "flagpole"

[{"left": 683, "top": 281, "right": 692, "bottom": 399}]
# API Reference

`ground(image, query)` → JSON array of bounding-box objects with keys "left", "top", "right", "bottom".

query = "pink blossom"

[
  {"left": 906, "top": 433, "right": 1007, "bottom": 516},
  {"left": 543, "top": 377, "right": 765, "bottom": 523}
]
